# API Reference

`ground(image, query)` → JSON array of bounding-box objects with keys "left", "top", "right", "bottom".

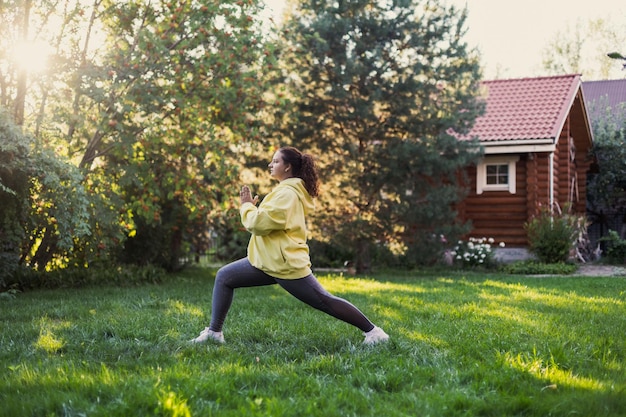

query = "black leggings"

[{"left": 208, "top": 258, "right": 375, "bottom": 333}]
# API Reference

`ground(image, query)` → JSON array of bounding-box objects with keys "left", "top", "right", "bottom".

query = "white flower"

[
  {"left": 499, "top": 242, "right": 506, "bottom": 248},
  {"left": 488, "top": 237, "right": 495, "bottom": 244}
]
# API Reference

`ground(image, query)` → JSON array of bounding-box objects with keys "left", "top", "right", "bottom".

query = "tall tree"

[
  {"left": 277, "top": 0, "right": 484, "bottom": 271},
  {"left": 71, "top": 0, "right": 276, "bottom": 270},
  {"left": 0, "top": 0, "right": 279, "bottom": 270},
  {"left": 1, "top": 0, "right": 96, "bottom": 270}
]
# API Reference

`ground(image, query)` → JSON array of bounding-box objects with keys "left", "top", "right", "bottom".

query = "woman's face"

[{"left": 269, "top": 151, "right": 292, "bottom": 181}]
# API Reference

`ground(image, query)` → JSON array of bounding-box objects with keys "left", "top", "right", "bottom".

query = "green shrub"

[
  {"left": 1, "top": 264, "right": 165, "bottom": 292},
  {"left": 308, "top": 239, "right": 353, "bottom": 268},
  {"left": 500, "top": 260, "right": 577, "bottom": 275},
  {"left": 599, "top": 230, "right": 626, "bottom": 264},
  {"left": 524, "top": 208, "right": 584, "bottom": 264}
]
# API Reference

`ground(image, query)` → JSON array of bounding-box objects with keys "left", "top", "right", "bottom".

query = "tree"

[
  {"left": 277, "top": 0, "right": 484, "bottom": 271},
  {"left": 0, "top": 0, "right": 280, "bottom": 271},
  {"left": 541, "top": 17, "right": 626, "bottom": 79},
  {"left": 0, "top": 109, "right": 90, "bottom": 273},
  {"left": 587, "top": 97, "right": 626, "bottom": 238},
  {"left": 79, "top": 0, "right": 277, "bottom": 270}
]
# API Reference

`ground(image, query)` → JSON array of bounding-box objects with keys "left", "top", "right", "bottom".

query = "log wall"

[{"left": 463, "top": 160, "right": 529, "bottom": 246}]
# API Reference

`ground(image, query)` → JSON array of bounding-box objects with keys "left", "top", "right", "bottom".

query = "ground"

[{"left": 575, "top": 264, "right": 626, "bottom": 276}]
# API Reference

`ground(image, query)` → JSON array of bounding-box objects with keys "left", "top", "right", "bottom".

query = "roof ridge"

[
  {"left": 583, "top": 78, "right": 626, "bottom": 84},
  {"left": 482, "top": 74, "right": 580, "bottom": 84}
]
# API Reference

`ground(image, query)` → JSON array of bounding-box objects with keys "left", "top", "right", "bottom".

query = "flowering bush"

[{"left": 450, "top": 237, "right": 505, "bottom": 268}]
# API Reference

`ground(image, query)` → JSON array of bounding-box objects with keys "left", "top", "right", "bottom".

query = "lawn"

[{"left": 1, "top": 267, "right": 624, "bottom": 416}]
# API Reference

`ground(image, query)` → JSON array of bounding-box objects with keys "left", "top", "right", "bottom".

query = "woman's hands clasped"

[{"left": 240, "top": 185, "right": 259, "bottom": 206}]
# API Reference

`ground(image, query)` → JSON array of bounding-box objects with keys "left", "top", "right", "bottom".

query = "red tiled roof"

[{"left": 468, "top": 74, "right": 582, "bottom": 142}]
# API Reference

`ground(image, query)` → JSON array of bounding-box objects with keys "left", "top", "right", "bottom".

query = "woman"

[{"left": 191, "top": 146, "right": 389, "bottom": 345}]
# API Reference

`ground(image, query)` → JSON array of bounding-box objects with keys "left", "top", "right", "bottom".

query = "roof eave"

[
  {"left": 550, "top": 75, "right": 582, "bottom": 139},
  {"left": 578, "top": 85, "right": 595, "bottom": 146},
  {"left": 482, "top": 139, "right": 556, "bottom": 155}
]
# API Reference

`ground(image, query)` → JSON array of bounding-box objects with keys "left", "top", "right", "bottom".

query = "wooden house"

[{"left": 457, "top": 74, "right": 594, "bottom": 252}]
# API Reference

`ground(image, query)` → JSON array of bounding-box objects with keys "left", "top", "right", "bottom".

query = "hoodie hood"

[{"left": 280, "top": 177, "right": 315, "bottom": 215}]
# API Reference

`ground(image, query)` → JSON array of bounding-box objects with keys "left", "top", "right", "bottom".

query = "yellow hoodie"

[{"left": 240, "top": 177, "right": 315, "bottom": 279}]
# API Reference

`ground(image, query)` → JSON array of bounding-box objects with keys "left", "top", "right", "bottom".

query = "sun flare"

[{"left": 12, "top": 40, "right": 53, "bottom": 74}]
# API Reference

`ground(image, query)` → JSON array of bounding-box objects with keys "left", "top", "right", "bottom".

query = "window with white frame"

[{"left": 476, "top": 156, "right": 519, "bottom": 194}]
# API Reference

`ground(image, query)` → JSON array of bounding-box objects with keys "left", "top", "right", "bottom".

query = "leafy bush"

[
  {"left": 525, "top": 208, "right": 585, "bottom": 264},
  {"left": 401, "top": 232, "right": 453, "bottom": 267},
  {"left": 309, "top": 239, "right": 353, "bottom": 268},
  {"left": 1, "top": 110, "right": 34, "bottom": 274},
  {"left": 599, "top": 230, "right": 626, "bottom": 265},
  {"left": 500, "top": 260, "right": 577, "bottom": 275},
  {"left": 450, "top": 237, "right": 504, "bottom": 268},
  {"left": 0, "top": 109, "right": 92, "bottom": 272},
  {"left": 1, "top": 264, "right": 165, "bottom": 292}
]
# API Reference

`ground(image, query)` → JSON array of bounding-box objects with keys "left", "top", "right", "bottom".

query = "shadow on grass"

[{"left": 1, "top": 268, "right": 624, "bottom": 416}]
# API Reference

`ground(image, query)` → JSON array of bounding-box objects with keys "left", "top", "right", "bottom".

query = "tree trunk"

[
  {"left": 13, "top": 0, "right": 32, "bottom": 126},
  {"left": 30, "top": 227, "right": 58, "bottom": 271},
  {"left": 355, "top": 238, "right": 371, "bottom": 274}
]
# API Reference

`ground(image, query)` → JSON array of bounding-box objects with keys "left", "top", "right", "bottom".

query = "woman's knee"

[{"left": 215, "top": 265, "right": 231, "bottom": 286}]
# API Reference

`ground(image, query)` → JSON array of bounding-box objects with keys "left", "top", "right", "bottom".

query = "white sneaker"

[
  {"left": 190, "top": 327, "right": 225, "bottom": 344},
  {"left": 363, "top": 326, "right": 389, "bottom": 345}
]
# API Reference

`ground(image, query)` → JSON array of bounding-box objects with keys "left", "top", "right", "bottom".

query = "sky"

[{"left": 263, "top": 0, "right": 626, "bottom": 80}]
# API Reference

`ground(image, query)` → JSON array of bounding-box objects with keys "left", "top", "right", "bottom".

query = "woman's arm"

[{"left": 240, "top": 188, "right": 295, "bottom": 236}]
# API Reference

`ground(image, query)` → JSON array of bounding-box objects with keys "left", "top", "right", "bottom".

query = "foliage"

[
  {"left": 208, "top": 203, "right": 250, "bottom": 262},
  {"left": 0, "top": 269, "right": 624, "bottom": 416},
  {"left": 0, "top": 109, "right": 31, "bottom": 276},
  {"left": 525, "top": 207, "right": 585, "bottom": 264},
  {"left": 500, "top": 260, "right": 577, "bottom": 275},
  {"left": 541, "top": 17, "right": 626, "bottom": 79},
  {"left": 450, "top": 237, "right": 504, "bottom": 268},
  {"left": 598, "top": 230, "right": 626, "bottom": 264},
  {"left": 2, "top": 264, "right": 165, "bottom": 292},
  {"left": 0, "top": 0, "right": 281, "bottom": 271},
  {"left": 587, "top": 99, "right": 626, "bottom": 216},
  {"left": 0, "top": 109, "right": 91, "bottom": 272},
  {"left": 308, "top": 239, "right": 353, "bottom": 268},
  {"left": 71, "top": 0, "right": 279, "bottom": 271},
  {"left": 87, "top": 0, "right": 279, "bottom": 270},
  {"left": 24, "top": 145, "right": 92, "bottom": 269},
  {"left": 276, "top": 0, "right": 484, "bottom": 272},
  {"left": 583, "top": 74, "right": 626, "bottom": 265}
]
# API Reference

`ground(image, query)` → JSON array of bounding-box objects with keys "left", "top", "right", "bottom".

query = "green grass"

[{"left": 1, "top": 268, "right": 624, "bottom": 417}]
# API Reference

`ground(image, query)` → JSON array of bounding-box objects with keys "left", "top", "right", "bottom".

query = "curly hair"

[{"left": 278, "top": 146, "right": 320, "bottom": 197}]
